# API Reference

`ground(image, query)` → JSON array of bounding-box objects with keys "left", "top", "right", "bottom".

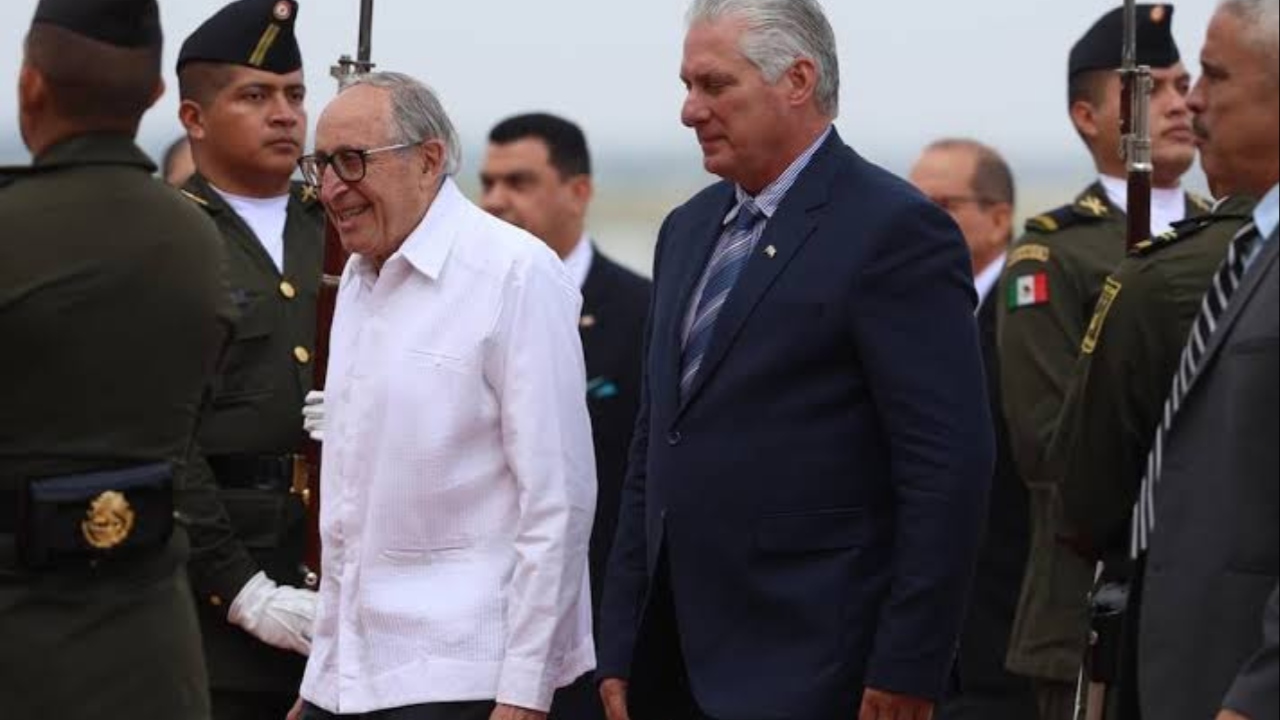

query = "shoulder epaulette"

[
  {"left": 292, "top": 180, "right": 320, "bottom": 206},
  {"left": 1129, "top": 208, "right": 1253, "bottom": 257},
  {"left": 1025, "top": 200, "right": 1102, "bottom": 234},
  {"left": 180, "top": 189, "right": 211, "bottom": 208}
]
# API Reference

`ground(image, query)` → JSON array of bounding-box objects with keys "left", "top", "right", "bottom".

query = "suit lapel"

[
  {"left": 1186, "top": 229, "right": 1278, "bottom": 400},
  {"left": 676, "top": 139, "right": 840, "bottom": 413}
]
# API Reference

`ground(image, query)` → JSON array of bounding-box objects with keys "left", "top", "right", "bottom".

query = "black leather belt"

[{"left": 207, "top": 454, "right": 297, "bottom": 493}]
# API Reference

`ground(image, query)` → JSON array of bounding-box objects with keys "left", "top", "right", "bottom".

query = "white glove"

[
  {"left": 228, "top": 571, "right": 318, "bottom": 656},
  {"left": 302, "top": 390, "right": 325, "bottom": 442}
]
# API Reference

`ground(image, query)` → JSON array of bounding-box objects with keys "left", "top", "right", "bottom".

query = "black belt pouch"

[{"left": 17, "top": 463, "right": 174, "bottom": 569}]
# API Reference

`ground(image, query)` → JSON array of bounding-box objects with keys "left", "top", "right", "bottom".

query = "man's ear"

[
  {"left": 421, "top": 139, "right": 446, "bottom": 176},
  {"left": 568, "top": 174, "right": 594, "bottom": 211},
  {"left": 784, "top": 57, "right": 819, "bottom": 109},
  {"left": 1070, "top": 100, "right": 1101, "bottom": 143},
  {"left": 18, "top": 63, "right": 47, "bottom": 115},
  {"left": 178, "top": 99, "right": 207, "bottom": 140},
  {"left": 148, "top": 78, "right": 165, "bottom": 110}
]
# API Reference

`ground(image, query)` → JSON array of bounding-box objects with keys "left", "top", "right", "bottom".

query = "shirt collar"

[
  {"left": 1253, "top": 183, "right": 1280, "bottom": 242},
  {"left": 1098, "top": 174, "right": 1184, "bottom": 215},
  {"left": 561, "top": 234, "right": 594, "bottom": 290},
  {"left": 352, "top": 177, "right": 464, "bottom": 284},
  {"left": 974, "top": 252, "right": 1006, "bottom": 308},
  {"left": 725, "top": 125, "right": 833, "bottom": 226}
]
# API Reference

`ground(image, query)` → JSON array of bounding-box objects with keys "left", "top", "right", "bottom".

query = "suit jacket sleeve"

[
  {"left": 853, "top": 204, "right": 996, "bottom": 700},
  {"left": 1223, "top": 583, "right": 1279, "bottom": 720},
  {"left": 596, "top": 215, "right": 668, "bottom": 682}
]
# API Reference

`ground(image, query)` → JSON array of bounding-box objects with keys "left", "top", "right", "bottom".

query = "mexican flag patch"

[{"left": 1009, "top": 272, "right": 1049, "bottom": 309}]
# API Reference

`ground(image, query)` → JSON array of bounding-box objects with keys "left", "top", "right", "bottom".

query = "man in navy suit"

[{"left": 597, "top": 1, "right": 995, "bottom": 719}]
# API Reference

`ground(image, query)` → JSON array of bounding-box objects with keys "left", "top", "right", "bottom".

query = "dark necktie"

[
  {"left": 1131, "top": 221, "right": 1261, "bottom": 556},
  {"left": 680, "top": 200, "right": 764, "bottom": 398}
]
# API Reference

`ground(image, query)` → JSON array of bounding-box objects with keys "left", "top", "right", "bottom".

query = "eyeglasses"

[{"left": 297, "top": 141, "right": 420, "bottom": 188}]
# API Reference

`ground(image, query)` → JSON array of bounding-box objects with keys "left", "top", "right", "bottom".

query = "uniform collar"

[{"left": 34, "top": 133, "right": 155, "bottom": 172}]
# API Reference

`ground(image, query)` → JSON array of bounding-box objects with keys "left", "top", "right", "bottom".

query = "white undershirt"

[
  {"left": 561, "top": 234, "right": 594, "bottom": 290},
  {"left": 974, "top": 252, "right": 1007, "bottom": 310},
  {"left": 1099, "top": 174, "right": 1187, "bottom": 238},
  {"left": 209, "top": 184, "right": 290, "bottom": 273}
]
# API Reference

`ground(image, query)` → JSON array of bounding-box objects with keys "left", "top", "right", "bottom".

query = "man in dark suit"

[
  {"left": 1123, "top": 2, "right": 1278, "bottom": 718},
  {"left": 910, "top": 140, "right": 1038, "bottom": 720},
  {"left": 597, "top": 2, "right": 995, "bottom": 719},
  {"left": 480, "top": 112, "right": 651, "bottom": 720}
]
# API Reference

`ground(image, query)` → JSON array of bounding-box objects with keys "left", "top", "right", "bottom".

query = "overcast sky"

[{"left": 1, "top": 0, "right": 1218, "bottom": 180}]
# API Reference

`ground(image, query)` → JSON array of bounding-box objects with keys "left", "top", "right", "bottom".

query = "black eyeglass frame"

[{"left": 298, "top": 141, "right": 421, "bottom": 188}]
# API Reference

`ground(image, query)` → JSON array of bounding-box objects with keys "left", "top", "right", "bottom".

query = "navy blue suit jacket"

[{"left": 598, "top": 130, "right": 995, "bottom": 719}]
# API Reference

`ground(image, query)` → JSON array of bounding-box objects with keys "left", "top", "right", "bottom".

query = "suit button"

[
  {"left": 294, "top": 346, "right": 312, "bottom": 364},
  {"left": 279, "top": 280, "right": 297, "bottom": 299},
  {"left": 666, "top": 430, "right": 682, "bottom": 446}
]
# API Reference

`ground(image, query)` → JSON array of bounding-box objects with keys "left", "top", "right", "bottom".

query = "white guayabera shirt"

[{"left": 300, "top": 178, "right": 597, "bottom": 714}]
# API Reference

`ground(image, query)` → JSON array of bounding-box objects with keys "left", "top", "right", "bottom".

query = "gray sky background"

[{"left": 1, "top": 0, "right": 1217, "bottom": 179}]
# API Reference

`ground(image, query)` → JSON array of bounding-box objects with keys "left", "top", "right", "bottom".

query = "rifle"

[
  {"left": 295, "top": 0, "right": 376, "bottom": 588},
  {"left": 1119, "top": 0, "right": 1154, "bottom": 249}
]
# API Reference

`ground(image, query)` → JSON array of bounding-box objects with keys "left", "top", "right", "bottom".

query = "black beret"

[
  {"left": 1070, "top": 4, "right": 1180, "bottom": 79},
  {"left": 32, "top": 0, "right": 161, "bottom": 48},
  {"left": 177, "top": 0, "right": 301, "bottom": 74}
]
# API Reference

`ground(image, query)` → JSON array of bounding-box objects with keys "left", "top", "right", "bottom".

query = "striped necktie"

[
  {"left": 680, "top": 200, "right": 764, "bottom": 398},
  {"left": 1131, "top": 221, "right": 1260, "bottom": 557}
]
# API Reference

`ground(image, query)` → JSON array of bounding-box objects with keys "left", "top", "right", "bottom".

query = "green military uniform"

[
  {"left": 169, "top": 2, "right": 325, "bottom": 715},
  {"left": 177, "top": 173, "right": 324, "bottom": 699},
  {"left": 0, "top": 135, "right": 233, "bottom": 719},
  {"left": 1054, "top": 196, "right": 1256, "bottom": 553},
  {"left": 997, "top": 184, "right": 1210, "bottom": 696}
]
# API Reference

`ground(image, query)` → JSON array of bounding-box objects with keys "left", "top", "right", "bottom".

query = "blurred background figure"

[
  {"left": 161, "top": 135, "right": 196, "bottom": 186},
  {"left": 480, "top": 112, "right": 651, "bottom": 720},
  {"left": 910, "top": 139, "right": 1036, "bottom": 720}
]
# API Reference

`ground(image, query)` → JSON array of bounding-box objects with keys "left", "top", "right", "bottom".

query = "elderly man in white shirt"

[{"left": 291, "top": 72, "right": 597, "bottom": 720}]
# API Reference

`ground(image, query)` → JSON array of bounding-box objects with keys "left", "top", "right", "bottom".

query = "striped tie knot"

[{"left": 679, "top": 199, "right": 767, "bottom": 398}]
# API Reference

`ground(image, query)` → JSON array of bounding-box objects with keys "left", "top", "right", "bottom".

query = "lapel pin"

[{"left": 764, "top": 245, "right": 778, "bottom": 259}]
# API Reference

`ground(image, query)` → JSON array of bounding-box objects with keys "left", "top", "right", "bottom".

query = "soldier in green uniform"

[
  {"left": 172, "top": 2, "right": 324, "bottom": 718},
  {"left": 1053, "top": 196, "right": 1256, "bottom": 555},
  {"left": 995, "top": 6, "right": 1210, "bottom": 719},
  {"left": 0, "top": 0, "right": 233, "bottom": 717}
]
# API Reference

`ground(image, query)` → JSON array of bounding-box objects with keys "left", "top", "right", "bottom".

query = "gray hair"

[
  {"left": 686, "top": 0, "right": 840, "bottom": 117},
  {"left": 343, "top": 72, "right": 462, "bottom": 175},
  {"left": 1220, "top": 0, "right": 1280, "bottom": 80}
]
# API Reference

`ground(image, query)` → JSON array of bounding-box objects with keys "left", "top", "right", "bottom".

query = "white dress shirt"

[
  {"left": 300, "top": 178, "right": 597, "bottom": 714},
  {"left": 974, "top": 252, "right": 1007, "bottom": 310},
  {"left": 561, "top": 234, "right": 594, "bottom": 290},
  {"left": 1099, "top": 174, "right": 1187, "bottom": 238}
]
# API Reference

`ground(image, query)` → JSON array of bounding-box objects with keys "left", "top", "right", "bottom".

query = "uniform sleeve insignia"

[
  {"left": 180, "top": 189, "right": 210, "bottom": 207},
  {"left": 1082, "top": 277, "right": 1123, "bottom": 354},
  {"left": 1007, "top": 272, "right": 1050, "bottom": 310},
  {"left": 1008, "top": 244, "right": 1051, "bottom": 267}
]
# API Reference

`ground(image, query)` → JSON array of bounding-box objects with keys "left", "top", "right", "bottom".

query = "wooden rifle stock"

[
  {"left": 296, "top": 0, "right": 375, "bottom": 588},
  {"left": 298, "top": 221, "right": 346, "bottom": 587}
]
